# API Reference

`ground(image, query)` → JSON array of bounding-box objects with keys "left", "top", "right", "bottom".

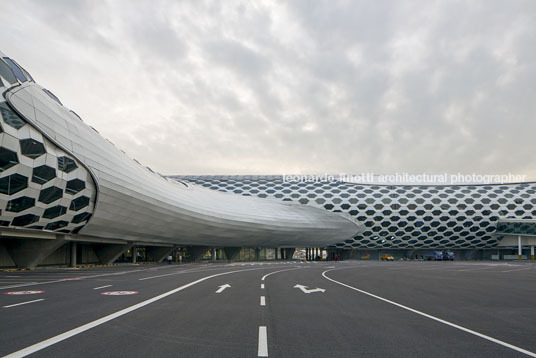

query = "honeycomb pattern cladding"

[
  {"left": 0, "top": 100, "right": 96, "bottom": 233},
  {"left": 173, "top": 175, "right": 536, "bottom": 249}
]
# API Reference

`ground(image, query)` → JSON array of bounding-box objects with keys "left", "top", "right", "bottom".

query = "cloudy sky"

[{"left": 1, "top": 0, "right": 535, "bottom": 177}]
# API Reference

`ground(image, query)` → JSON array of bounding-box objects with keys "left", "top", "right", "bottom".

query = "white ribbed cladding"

[
  {"left": 174, "top": 175, "right": 536, "bottom": 250},
  {"left": 4, "top": 73, "right": 359, "bottom": 247}
]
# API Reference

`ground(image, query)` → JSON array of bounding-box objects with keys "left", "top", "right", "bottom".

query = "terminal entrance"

[{"left": 495, "top": 219, "right": 536, "bottom": 261}]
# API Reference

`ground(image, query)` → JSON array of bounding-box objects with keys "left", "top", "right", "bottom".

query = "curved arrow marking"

[
  {"left": 216, "top": 284, "right": 231, "bottom": 293},
  {"left": 294, "top": 284, "right": 325, "bottom": 294}
]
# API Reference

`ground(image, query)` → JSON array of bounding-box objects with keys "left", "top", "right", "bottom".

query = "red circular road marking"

[
  {"left": 100, "top": 291, "right": 138, "bottom": 296},
  {"left": 4, "top": 290, "right": 45, "bottom": 295}
]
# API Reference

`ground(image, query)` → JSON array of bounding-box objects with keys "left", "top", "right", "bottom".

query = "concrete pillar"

[
  {"left": 4, "top": 237, "right": 67, "bottom": 269},
  {"left": 188, "top": 246, "right": 208, "bottom": 261},
  {"left": 132, "top": 247, "right": 137, "bottom": 263},
  {"left": 531, "top": 245, "right": 534, "bottom": 261},
  {"left": 146, "top": 246, "right": 174, "bottom": 263},
  {"left": 284, "top": 248, "right": 295, "bottom": 260},
  {"left": 70, "top": 242, "right": 77, "bottom": 267},
  {"left": 212, "top": 248, "right": 217, "bottom": 261},
  {"left": 518, "top": 235, "right": 522, "bottom": 261},
  {"left": 93, "top": 243, "right": 133, "bottom": 265},
  {"left": 223, "top": 247, "right": 241, "bottom": 261}
]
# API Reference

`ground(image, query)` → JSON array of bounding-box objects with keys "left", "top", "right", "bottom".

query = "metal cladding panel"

[
  {"left": 4, "top": 81, "right": 359, "bottom": 247},
  {"left": 174, "top": 175, "right": 536, "bottom": 249}
]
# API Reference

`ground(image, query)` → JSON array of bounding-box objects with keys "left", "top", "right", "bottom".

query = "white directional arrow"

[
  {"left": 215, "top": 284, "right": 231, "bottom": 293},
  {"left": 294, "top": 284, "right": 326, "bottom": 294}
]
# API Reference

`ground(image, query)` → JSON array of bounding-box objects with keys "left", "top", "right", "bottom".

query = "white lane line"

[
  {"left": 261, "top": 267, "right": 302, "bottom": 281},
  {"left": 93, "top": 285, "right": 112, "bottom": 290},
  {"left": 322, "top": 269, "right": 536, "bottom": 357},
  {"left": 258, "top": 326, "right": 268, "bottom": 357},
  {"left": 3, "top": 266, "right": 288, "bottom": 358},
  {"left": 138, "top": 269, "right": 197, "bottom": 281},
  {"left": 500, "top": 267, "right": 532, "bottom": 273},
  {"left": 3, "top": 299, "right": 44, "bottom": 308},
  {"left": 261, "top": 284, "right": 265, "bottom": 289},
  {"left": 0, "top": 266, "right": 175, "bottom": 290},
  {"left": 454, "top": 266, "right": 496, "bottom": 272},
  {"left": 138, "top": 266, "right": 235, "bottom": 281},
  {"left": 260, "top": 296, "right": 266, "bottom": 306}
]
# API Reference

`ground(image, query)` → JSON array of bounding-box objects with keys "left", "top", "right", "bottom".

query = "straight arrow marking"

[
  {"left": 215, "top": 284, "right": 231, "bottom": 293},
  {"left": 294, "top": 284, "right": 326, "bottom": 294}
]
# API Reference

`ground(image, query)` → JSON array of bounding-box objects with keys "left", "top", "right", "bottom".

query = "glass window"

[
  {"left": 43, "top": 205, "right": 67, "bottom": 219},
  {"left": 20, "top": 138, "right": 46, "bottom": 159},
  {"left": 45, "top": 220, "right": 68, "bottom": 231},
  {"left": 3, "top": 57, "right": 27, "bottom": 82},
  {"left": 0, "top": 102, "right": 26, "bottom": 129},
  {"left": 0, "top": 146, "right": 19, "bottom": 171},
  {"left": 65, "top": 179, "right": 85, "bottom": 194},
  {"left": 32, "top": 165, "right": 56, "bottom": 184},
  {"left": 38, "top": 186, "right": 63, "bottom": 204},
  {"left": 58, "top": 156, "right": 78, "bottom": 173},
  {"left": 72, "top": 212, "right": 91, "bottom": 224},
  {"left": 6, "top": 196, "right": 35, "bottom": 212},
  {"left": 69, "top": 196, "right": 90, "bottom": 211},
  {"left": 0, "top": 173, "right": 28, "bottom": 195},
  {"left": 12, "top": 214, "right": 39, "bottom": 226},
  {"left": 0, "top": 59, "right": 17, "bottom": 84}
]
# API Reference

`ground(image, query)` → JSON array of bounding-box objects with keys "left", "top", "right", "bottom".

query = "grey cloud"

[{"left": 0, "top": 0, "right": 534, "bottom": 178}]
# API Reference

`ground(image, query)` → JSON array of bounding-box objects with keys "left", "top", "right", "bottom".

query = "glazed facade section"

[
  {"left": 174, "top": 176, "right": 536, "bottom": 249},
  {"left": 0, "top": 98, "right": 96, "bottom": 233},
  {"left": 0, "top": 51, "right": 358, "bottom": 248}
]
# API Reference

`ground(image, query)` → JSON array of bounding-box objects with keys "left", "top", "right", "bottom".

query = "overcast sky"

[{"left": 1, "top": 0, "right": 535, "bottom": 178}]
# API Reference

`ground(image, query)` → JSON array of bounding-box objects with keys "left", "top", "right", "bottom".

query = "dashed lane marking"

[
  {"left": 258, "top": 326, "right": 268, "bottom": 357},
  {"left": 93, "top": 285, "right": 112, "bottom": 290},
  {"left": 2, "top": 265, "right": 290, "bottom": 358},
  {"left": 260, "top": 296, "right": 266, "bottom": 306},
  {"left": 3, "top": 299, "right": 44, "bottom": 308}
]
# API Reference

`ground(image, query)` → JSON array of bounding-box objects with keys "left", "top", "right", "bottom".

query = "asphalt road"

[{"left": 1, "top": 260, "right": 535, "bottom": 357}]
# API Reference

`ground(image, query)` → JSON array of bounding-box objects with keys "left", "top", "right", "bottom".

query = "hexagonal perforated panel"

[
  {"left": 0, "top": 100, "right": 96, "bottom": 233},
  {"left": 175, "top": 175, "right": 536, "bottom": 249}
]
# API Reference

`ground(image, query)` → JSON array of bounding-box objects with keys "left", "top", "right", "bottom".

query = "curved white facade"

[{"left": 0, "top": 51, "right": 359, "bottom": 247}]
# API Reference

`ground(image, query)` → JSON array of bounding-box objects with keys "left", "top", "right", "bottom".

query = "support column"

[
  {"left": 212, "top": 248, "right": 217, "bottom": 261},
  {"left": 531, "top": 245, "right": 534, "bottom": 261},
  {"left": 132, "top": 247, "right": 137, "bottom": 263},
  {"left": 94, "top": 243, "right": 133, "bottom": 265},
  {"left": 188, "top": 246, "right": 208, "bottom": 262},
  {"left": 284, "top": 248, "right": 295, "bottom": 260},
  {"left": 4, "top": 237, "right": 67, "bottom": 269},
  {"left": 146, "top": 246, "right": 174, "bottom": 263},
  {"left": 70, "top": 242, "right": 77, "bottom": 267},
  {"left": 518, "top": 235, "right": 522, "bottom": 261},
  {"left": 223, "top": 247, "right": 241, "bottom": 261}
]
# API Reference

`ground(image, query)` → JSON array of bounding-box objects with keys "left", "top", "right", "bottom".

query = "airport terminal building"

[
  {"left": 174, "top": 176, "right": 536, "bottom": 260},
  {"left": 0, "top": 50, "right": 534, "bottom": 268}
]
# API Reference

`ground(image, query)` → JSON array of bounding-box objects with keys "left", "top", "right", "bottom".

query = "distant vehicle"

[
  {"left": 443, "top": 251, "right": 455, "bottom": 261},
  {"left": 424, "top": 251, "right": 444, "bottom": 261},
  {"left": 381, "top": 254, "right": 394, "bottom": 261}
]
